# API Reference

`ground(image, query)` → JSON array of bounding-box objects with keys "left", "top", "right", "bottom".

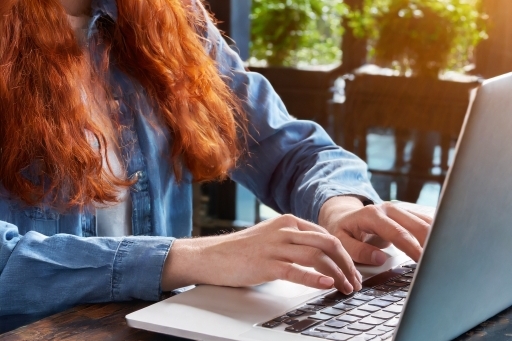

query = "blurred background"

[{"left": 195, "top": 0, "right": 512, "bottom": 236}]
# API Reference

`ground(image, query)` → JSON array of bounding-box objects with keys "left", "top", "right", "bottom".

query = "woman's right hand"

[{"left": 161, "top": 214, "right": 362, "bottom": 294}]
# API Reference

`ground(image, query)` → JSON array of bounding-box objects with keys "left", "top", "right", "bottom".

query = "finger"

[
  {"left": 340, "top": 231, "right": 390, "bottom": 265},
  {"left": 278, "top": 214, "right": 329, "bottom": 234},
  {"left": 285, "top": 230, "right": 361, "bottom": 289},
  {"left": 382, "top": 204, "right": 430, "bottom": 246},
  {"left": 279, "top": 245, "right": 356, "bottom": 294},
  {"left": 363, "top": 234, "right": 392, "bottom": 249},
  {"left": 355, "top": 206, "right": 423, "bottom": 261},
  {"left": 406, "top": 210, "right": 434, "bottom": 225},
  {"left": 274, "top": 262, "right": 335, "bottom": 290}
]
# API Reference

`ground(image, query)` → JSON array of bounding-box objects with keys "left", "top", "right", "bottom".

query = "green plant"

[
  {"left": 250, "top": 0, "right": 346, "bottom": 67},
  {"left": 345, "top": 0, "right": 487, "bottom": 77}
]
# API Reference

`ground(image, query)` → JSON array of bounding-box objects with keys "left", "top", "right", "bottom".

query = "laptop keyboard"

[{"left": 261, "top": 262, "right": 416, "bottom": 341}]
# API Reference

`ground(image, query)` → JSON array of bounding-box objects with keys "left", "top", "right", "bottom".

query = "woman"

[{"left": 0, "top": 0, "right": 430, "bottom": 332}]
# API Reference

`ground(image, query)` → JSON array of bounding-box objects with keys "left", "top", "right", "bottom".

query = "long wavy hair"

[{"left": 0, "top": 0, "right": 245, "bottom": 209}]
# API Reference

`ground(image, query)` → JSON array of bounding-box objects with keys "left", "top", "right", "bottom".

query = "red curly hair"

[{"left": 0, "top": 0, "right": 245, "bottom": 209}]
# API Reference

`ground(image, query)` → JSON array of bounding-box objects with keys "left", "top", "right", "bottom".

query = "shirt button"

[{"left": 132, "top": 171, "right": 144, "bottom": 181}]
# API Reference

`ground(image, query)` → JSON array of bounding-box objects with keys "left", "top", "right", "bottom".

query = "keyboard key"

[
  {"left": 396, "top": 277, "right": 412, "bottom": 283},
  {"left": 363, "top": 289, "right": 388, "bottom": 297},
  {"left": 386, "top": 281, "right": 408, "bottom": 287},
  {"left": 380, "top": 295, "right": 402, "bottom": 302},
  {"left": 380, "top": 330, "right": 395, "bottom": 341},
  {"left": 384, "top": 317, "right": 400, "bottom": 328},
  {"left": 345, "top": 298, "right": 367, "bottom": 307},
  {"left": 358, "top": 304, "right": 380, "bottom": 313},
  {"left": 337, "top": 314, "right": 360, "bottom": 323},
  {"left": 333, "top": 303, "right": 355, "bottom": 311},
  {"left": 339, "top": 327, "right": 362, "bottom": 335},
  {"left": 356, "top": 294, "right": 375, "bottom": 301},
  {"left": 358, "top": 316, "right": 387, "bottom": 325},
  {"left": 380, "top": 332, "right": 394, "bottom": 341},
  {"left": 383, "top": 305, "right": 403, "bottom": 314},
  {"left": 308, "top": 298, "right": 336, "bottom": 306},
  {"left": 321, "top": 307, "right": 345, "bottom": 316},
  {"left": 366, "top": 328, "right": 387, "bottom": 336},
  {"left": 348, "top": 322, "right": 376, "bottom": 332},
  {"left": 284, "top": 318, "right": 299, "bottom": 325},
  {"left": 374, "top": 285, "right": 396, "bottom": 292},
  {"left": 298, "top": 305, "right": 324, "bottom": 313},
  {"left": 273, "top": 315, "right": 291, "bottom": 322},
  {"left": 286, "top": 309, "right": 304, "bottom": 317},
  {"left": 324, "top": 291, "right": 356, "bottom": 302},
  {"left": 301, "top": 329, "right": 331, "bottom": 338},
  {"left": 368, "top": 299, "right": 394, "bottom": 308},
  {"left": 325, "top": 320, "right": 349, "bottom": 328},
  {"left": 326, "top": 333, "right": 353, "bottom": 341},
  {"left": 392, "top": 291, "right": 408, "bottom": 298},
  {"left": 377, "top": 325, "right": 394, "bottom": 332},
  {"left": 403, "top": 272, "right": 414, "bottom": 278},
  {"left": 285, "top": 318, "right": 320, "bottom": 332},
  {"left": 372, "top": 311, "right": 396, "bottom": 320},
  {"left": 400, "top": 286, "right": 410, "bottom": 292},
  {"left": 362, "top": 267, "right": 409, "bottom": 288},
  {"left": 351, "top": 335, "right": 378, "bottom": 341},
  {"left": 403, "top": 263, "right": 417, "bottom": 269},
  {"left": 262, "top": 320, "right": 281, "bottom": 328},
  {"left": 309, "top": 313, "right": 334, "bottom": 321},
  {"left": 316, "top": 325, "right": 344, "bottom": 333},
  {"left": 347, "top": 309, "right": 371, "bottom": 318}
]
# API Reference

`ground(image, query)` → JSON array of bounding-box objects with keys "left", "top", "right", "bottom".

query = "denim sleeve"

[
  {"left": 205, "top": 21, "right": 382, "bottom": 224},
  {"left": 0, "top": 220, "right": 172, "bottom": 317}
]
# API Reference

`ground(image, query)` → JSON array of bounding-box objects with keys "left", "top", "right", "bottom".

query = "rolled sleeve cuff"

[{"left": 112, "top": 236, "right": 174, "bottom": 302}]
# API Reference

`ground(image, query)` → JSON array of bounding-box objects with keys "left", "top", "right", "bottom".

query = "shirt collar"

[{"left": 91, "top": 0, "right": 118, "bottom": 21}]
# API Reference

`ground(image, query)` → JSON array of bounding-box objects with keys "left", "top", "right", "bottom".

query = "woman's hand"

[
  {"left": 318, "top": 196, "right": 433, "bottom": 266},
  {"left": 162, "top": 214, "right": 362, "bottom": 294}
]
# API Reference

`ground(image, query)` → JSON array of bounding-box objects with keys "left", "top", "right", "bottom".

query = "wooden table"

[
  {"left": 1, "top": 300, "right": 512, "bottom": 341},
  {"left": 0, "top": 301, "right": 190, "bottom": 341}
]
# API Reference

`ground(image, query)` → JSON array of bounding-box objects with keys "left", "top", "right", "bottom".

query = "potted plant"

[
  {"left": 339, "top": 0, "right": 487, "bottom": 202},
  {"left": 248, "top": 0, "right": 347, "bottom": 131},
  {"left": 345, "top": 0, "right": 487, "bottom": 77}
]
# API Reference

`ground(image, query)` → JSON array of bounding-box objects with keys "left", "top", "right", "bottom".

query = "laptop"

[{"left": 126, "top": 72, "right": 512, "bottom": 341}]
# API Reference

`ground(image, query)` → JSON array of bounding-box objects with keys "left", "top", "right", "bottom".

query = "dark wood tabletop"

[
  {"left": 0, "top": 301, "right": 190, "bottom": 341},
  {"left": 1, "top": 301, "right": 512, "bottom": 341}
]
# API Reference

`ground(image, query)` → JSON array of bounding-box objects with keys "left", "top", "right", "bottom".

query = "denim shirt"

[{"left": 0, "top": 0, "right": 380, "bottom": 331}]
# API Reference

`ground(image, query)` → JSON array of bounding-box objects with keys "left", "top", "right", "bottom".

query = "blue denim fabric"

[{"left": 0, "top": 0, "right": 381, "bottom": 332}]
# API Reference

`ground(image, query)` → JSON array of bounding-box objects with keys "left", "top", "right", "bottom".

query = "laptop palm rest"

[{"left": 126, "top": 247, "right": 410, "bottom": 341}]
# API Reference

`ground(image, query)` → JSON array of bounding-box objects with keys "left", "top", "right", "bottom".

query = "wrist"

[
  {"left": 318, "top": 195, "right": 365, "bottom": 231},
  {"left": 161, "top": 238, "right": 205, "bottom": 291}
]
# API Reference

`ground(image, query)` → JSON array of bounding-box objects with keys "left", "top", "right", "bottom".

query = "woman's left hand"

[{"left": 318, "top": 196, "right": 433, "bottom": 266}]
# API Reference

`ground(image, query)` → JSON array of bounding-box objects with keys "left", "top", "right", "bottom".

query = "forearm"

[{"left": 0, "top": 221, "right": 172, "bottom": 316}]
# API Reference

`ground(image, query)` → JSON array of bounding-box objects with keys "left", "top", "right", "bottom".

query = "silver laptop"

[{"left": 126, "top": 72, "right": 512, "bottom": 341}]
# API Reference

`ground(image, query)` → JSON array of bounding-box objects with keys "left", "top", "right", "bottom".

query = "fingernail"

[
  {"left": 343, "top": 279, "right": 353, "bottom": 293},
  {"left": 356, "top": 270, "right": 362, "bottom": 283},
  {"left": 371, "top": 251, "right": 387, "bottom": 265},
  {"left": 353, "top": 279, "right": 362, "bottom": 292},
  {"left": 319, "top": 277, "right": 334, "bottom": 288}
]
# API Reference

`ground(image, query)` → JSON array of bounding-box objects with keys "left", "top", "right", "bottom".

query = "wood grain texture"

[{"left": 0, "top": 302, "right": 189, "bottom": 341}]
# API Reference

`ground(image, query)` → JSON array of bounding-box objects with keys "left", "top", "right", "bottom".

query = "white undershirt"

[{"left": 95, "top": 144, "right": 133, "bottom": 237}]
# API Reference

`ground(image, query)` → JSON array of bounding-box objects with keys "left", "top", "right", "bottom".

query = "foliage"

[
  {"left": 345, "top": 0, "right": 487, "bottom": 77},
  {"left": 250, "top": 0, "right": 346, "bottom": 67}
]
